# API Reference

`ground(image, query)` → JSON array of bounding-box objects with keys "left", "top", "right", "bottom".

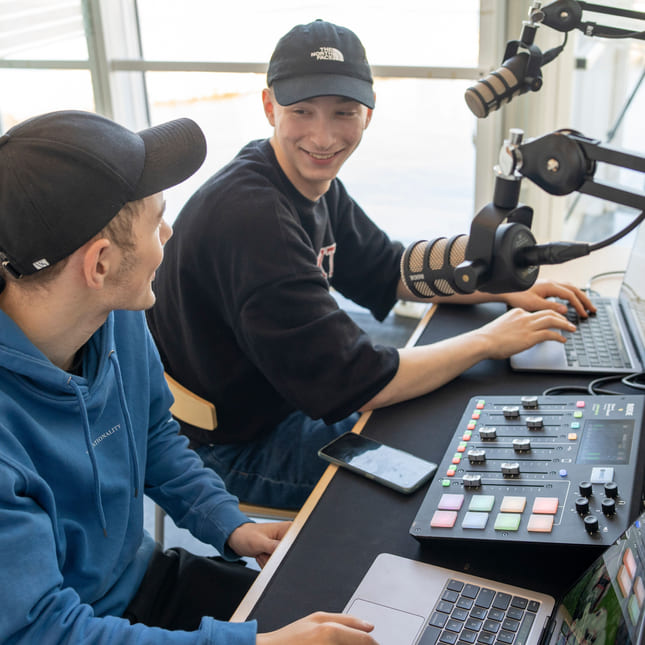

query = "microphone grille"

[{"left": 401, "top": 235, "right": 469, "bottom": 298}]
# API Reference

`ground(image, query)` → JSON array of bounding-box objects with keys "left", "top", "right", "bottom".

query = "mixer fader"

[{"left": 410, "top": 395, "right": 645, "bottom": 550}]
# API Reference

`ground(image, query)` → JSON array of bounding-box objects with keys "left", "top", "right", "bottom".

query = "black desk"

[{"left": 236, "top": 302, "right": 641, "bottom": 631}]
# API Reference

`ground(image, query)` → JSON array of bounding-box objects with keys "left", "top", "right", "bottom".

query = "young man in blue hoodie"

[{"left": 0, "top": 110, "right": 376, "bottom": 644}]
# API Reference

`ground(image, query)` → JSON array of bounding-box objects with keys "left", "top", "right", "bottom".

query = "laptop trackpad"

[
  {"left": 346, "top": 598, "right": 425, "bottom": 645},
  {"left": 510, "top": 338, "right": 568, "bottom": 371}
]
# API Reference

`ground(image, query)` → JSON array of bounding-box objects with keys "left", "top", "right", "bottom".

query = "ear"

[
  {"left": 81, "top": 237, "right": 113, "bottom": 290},
  {"left": 364, "top": 108, "right": 374, "bottom": 130},
  {"left": 262, "top": 88, "right": 276, "bottom": 127}
]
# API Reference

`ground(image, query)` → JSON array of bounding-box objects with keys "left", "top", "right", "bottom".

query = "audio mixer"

[{"left": 410, "top": 395, "right": 645, "bottom": 551}]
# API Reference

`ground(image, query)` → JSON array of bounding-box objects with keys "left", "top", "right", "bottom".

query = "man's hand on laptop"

[
  {"left": 256, "top": 612, "right": 377, "bottom": 644},
  {"left": 503, "top": 280, "right": 596, "bottom": 319}
]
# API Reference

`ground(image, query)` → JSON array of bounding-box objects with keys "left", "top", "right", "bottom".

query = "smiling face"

[
  {"left": 107, "top": 192, "right": 172, "bottom": 312},
  {"left": 263, "top": 89, "right": 373, "bottom": 201}
]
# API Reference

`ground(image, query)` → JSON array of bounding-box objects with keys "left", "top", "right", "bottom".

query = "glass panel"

[
  {"left": 136, "top": 0, "right": 480, "bottom": 68},
  {"left": 565, "top": 31, "right": 645, "bottom": 243},
  {"left": 0, "top": 0, "right": 87, "bottom": 61},
  {"left": 144, "top": 71, "right": 476, "bottom": 244},
  {"left": 0, "top": 69, "right": 94, "bottom": 131}
]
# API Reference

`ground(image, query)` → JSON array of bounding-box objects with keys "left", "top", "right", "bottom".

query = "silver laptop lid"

[{"left": 618, "top": 223, "right": 645, "bottom": 363}]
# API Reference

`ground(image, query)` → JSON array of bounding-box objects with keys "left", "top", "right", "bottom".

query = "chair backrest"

[
  {"left": 164, "top": 372, "right": 217, "bottom": 431},
  {"left": 161, "top": 372, "right": 299, "bottom": 527}
]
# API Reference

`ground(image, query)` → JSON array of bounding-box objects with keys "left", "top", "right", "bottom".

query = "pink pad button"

[
  {"left": 532, "top": 497, "right": 559, "bottom": 514},
  {"left": 431, "top": 510, "right": 458, "bottom": 528},
  {"left": 527, "top": 514, "right": 554, "bottom": 533}
]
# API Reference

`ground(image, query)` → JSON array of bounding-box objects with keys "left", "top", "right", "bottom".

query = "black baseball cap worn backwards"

[
  {"left": 267, "top": 20, "right": 374, "bottom": 109},
  {"left": 0, "top": 110, "right": 206, "bottom": 278}
]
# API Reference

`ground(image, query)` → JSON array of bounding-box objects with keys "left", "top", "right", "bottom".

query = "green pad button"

[
  {"left": 469, "top": 495, "right": 496, "bottom": 512},
  {"left": 494, "top": 513, "right": 522, "bottom": 531}
]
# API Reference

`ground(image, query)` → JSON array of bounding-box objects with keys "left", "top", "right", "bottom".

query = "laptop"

[
  {"left": 344, "top": 511, "right": 645, "bottom": 645},
  {"left": 510, "top": 224, "right": 645, "bottom": 374}
]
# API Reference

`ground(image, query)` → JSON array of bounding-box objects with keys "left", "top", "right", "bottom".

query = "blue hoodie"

[{"left": 0, "top": 308, "right": 258, "bottom": 644}]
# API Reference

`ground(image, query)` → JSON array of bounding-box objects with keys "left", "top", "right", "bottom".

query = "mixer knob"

[
  {"left": 521, "top": 395, "right": 539, "bottom": 409},
  {"left": 604, "top": 482, "right": 619, "bottom": 498},
  {"left": 463, "top": 474, "right": 482, "bottom": 489},
  {"left": 467, "top": 449, "right": 486, "bottom": 464},
  {"left": 526, "top": 416, "right": 544, "bottom": 429},
  {"left": 584, "top": 515, "right": 599, "bottom": 534},
  {"left": 575, "top": 497, "right": 589, "bottom": 515},
  {"left": 479, "top": 427, "right": 497, "bottom": 440},
  {"left": 601, "top": 498, "right": 616, "bottom": 517},
  {"left": 501, "top": 462, "right": 520, "bottom": 477},
  {"left": 512, "top": 438, "right": 531, "bottom": 452},
  {"left": 503, "top": 406, "right": 520, "bottom": 419},
  {"left": 579, "top": 481, "right": 593, "bottom": 498}
]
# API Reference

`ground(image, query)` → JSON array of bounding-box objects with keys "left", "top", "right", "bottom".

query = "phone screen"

[{"left": 318, "top": 432, "right": 437, "bottom": 493}]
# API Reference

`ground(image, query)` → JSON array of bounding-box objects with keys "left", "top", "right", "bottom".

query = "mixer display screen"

[{"left": 577, "top": 420, "right": 634, "bottom": 465}]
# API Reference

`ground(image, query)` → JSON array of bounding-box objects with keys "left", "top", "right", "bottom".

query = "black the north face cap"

[
  {"left": 267, "top": 20, "right": 374, "bottom": 108},
  {"left": 0, "top": 110, "right": 206, "bottom": 278}
]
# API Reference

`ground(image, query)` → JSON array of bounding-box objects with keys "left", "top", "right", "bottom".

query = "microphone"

[
  {"left": 400, "top": 235, "right": 470, "bottom": 298},
  {"left": 401, "top": 234, "right": 591, "bottom": 297},
  {"left": 465, "top": 51, "right": 542, "bottom": 119},
  {"left": 465, "top": 13, "right": 566, "bottom": 119}
]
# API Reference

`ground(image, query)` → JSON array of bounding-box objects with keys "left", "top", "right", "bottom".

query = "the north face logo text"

[{"left": 310, "top": 47, "right": 344, "bottom": 62}]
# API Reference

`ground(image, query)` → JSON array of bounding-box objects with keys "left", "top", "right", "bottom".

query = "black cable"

[
  {"left": 622, "top": 372, "right": 645, "bottom": 390},
  {"left": 588, "top": 211, "right": 645, "bottom": 252},
  {"left": 542, "top": 384, "right": 589, "bottom": 395},
  {"left": 542, "top": 372, "right": 645, "bottom": 396},
  {"left": 587, "top": 374, "right": 624, "bottom": 395}
]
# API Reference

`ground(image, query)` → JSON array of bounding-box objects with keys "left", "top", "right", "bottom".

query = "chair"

[{"left": 155, "top": 373, "right": 298, "bottom": 545}]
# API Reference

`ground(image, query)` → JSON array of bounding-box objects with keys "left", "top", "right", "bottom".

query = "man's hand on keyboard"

[{"left": 503, "top": 280, "right": 596, "bottom": 319}]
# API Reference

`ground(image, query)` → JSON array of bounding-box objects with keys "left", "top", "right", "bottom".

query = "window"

[
  {"left": 132, "top": 0, "right": 483, "bottom": 243},
  {"left": 0, "top": 0, "right": 93, "bottom": 131}
]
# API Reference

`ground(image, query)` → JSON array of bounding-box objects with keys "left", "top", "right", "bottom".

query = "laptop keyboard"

[
  {"left": 420, "top": 578, "right": 541, "bottom": 645},
  {"left": 561, "top": 298, "right": 632, "bottom": 369}
]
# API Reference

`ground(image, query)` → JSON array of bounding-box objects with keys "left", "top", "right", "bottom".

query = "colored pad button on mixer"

[
  {"left": 494, "top": 513, "right": 522, "bottom": 531},
  {"left": 476, "top": 400, "right": 485, "bottom": 409},
  {"left": 527, "top": 514, "right": 554, "bottom": 533},
  {"left": 500, "top": 496, "right": 526, "bottom": 513},
  {"left": 469, "top": 495, "right": 495, "bottom": 512},
  {"left": 431, "top": 510, "right": 458, "bottom": 528},
  {"left": 532, "top": 497, "right": 559, "bottom": 514},
  {"left": 462, "top": 511, "right": 488, "bottom": 530},
  {"left": 438, "top": 493, "right": 464, "bottom": 511}
]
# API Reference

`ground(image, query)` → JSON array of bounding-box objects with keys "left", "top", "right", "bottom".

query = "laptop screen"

[
  {"left": 554, "top": 513, "right": 645, "bottom": 644},
  {"left": 619, "top": 223, "right": 645, "bottom": 360}
]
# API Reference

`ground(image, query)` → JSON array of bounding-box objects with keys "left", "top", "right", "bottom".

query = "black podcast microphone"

[
  {"left": 465, "top": 48, "right": 543, "bottom": 119},
  {"left": 401, "top": 234, "right": 591, "bottom": 297},
  {"left": 400, "top": 235, "right": 470, "bottom": 298},
  {"left": 464, "top": 43, "right": 542, "bottom": 119},
  {"left": 465, "top": 15, "right": 566, "bottom": 118}
]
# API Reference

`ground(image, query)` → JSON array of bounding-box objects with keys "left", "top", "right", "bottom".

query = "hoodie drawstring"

[
  {"left": 68, "top": 377, "right": 108, "bottom": 537},
  {"left": 67, "top": 350, "right": 141, "bottom": 538},
  {"left": 109, "top": 351, "right": 141, "bottom": 499}
]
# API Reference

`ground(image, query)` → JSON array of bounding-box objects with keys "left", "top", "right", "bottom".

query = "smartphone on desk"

[{"left": 318, "top": 432, "right": 438, "bottom": 494}]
